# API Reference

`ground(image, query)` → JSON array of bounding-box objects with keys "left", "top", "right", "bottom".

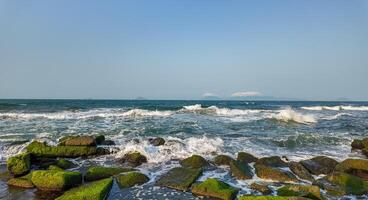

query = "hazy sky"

[{"left": 0, "top": 0, "right": 367, "bottom": 100}]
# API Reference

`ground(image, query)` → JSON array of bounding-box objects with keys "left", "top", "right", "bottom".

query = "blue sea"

[{"left": 1, "top": 99, "right": 368, "bottom": 199}]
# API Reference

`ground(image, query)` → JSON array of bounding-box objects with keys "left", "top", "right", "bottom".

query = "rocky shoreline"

[{"left": 2, "top": 135, "right": 368, "bottom": 200}]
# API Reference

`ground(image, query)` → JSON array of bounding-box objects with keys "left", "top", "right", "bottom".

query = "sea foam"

[
  {"left": 302, "top": 105, "right": 368, "bottom": 111},
  {"left": 270, "top": 107, "right": 316, "bottom": 124}
]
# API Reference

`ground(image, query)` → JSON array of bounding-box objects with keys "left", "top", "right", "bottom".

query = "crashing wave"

[
  {"left": 302, "top": 105, "right": 368, "bottom": 111},
  {"left": 270, "top": 107, "right": 316, "bottom": 124},
  {"left": 180, "top": 104, "right": 262, "bottom": 116}
]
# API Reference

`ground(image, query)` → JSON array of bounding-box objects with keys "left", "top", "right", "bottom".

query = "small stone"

[
  {"left": 119, "top": 152, "right": 147, "bottom": 167},
  {"left": 100, "top": 140, "right": 115, "bottom": 145},
  {"left": 95, "top": 135, "right": 105, "bottom": 145},
  {"left": 7, "top": 153, "right": 31, "bottom": 176},
  {"left": 180, "top": 155, "right": 208, "bottom": 168},
  {"left": 213, "top": 155, "right": 234, "bottom": 166},
  {"left": 300, "top": 156, "right": 338, "bottom": 175},
  {"left": 237, "top": 152, "right": 258, "bottom": 163},
  {"left": 250, "top": 182, "right": 272, "bottom": 195},
  {"left": 289, "top": 161, "right": 314, "bottom": 182},
  {"left": 256, "top": 156, "right": 288, "bottom": 168},
  {"left": 56, "top": 159, "right": 76, "bottom": 169},
  {"left": 85, "top": 166, "right": 135, "bottom": 182},
  {"left": 149, "top": 137, "right": 165, "bottom": 146},
  {"left": 191, "top": 178, "right": 238, "bottom": 200},
  {"left": 7, "top": 173, "right": 34, "bottom": 188},
  {"left": 116, "top": 172, "right": 149, "bottom": 188},
  {"left": 229, "top": 160, "right": 253, "bottom": 180},
  {"left": 277, "top": 184, "right": 325, "bottom": 200},
  {"left": 156, "top": 167, "right": 202, "bottom": 191},
  {"left": 255, "top": 164, "right": 298, "bottom": 183}
]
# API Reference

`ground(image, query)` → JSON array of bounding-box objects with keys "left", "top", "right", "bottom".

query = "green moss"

[
  {"left": 180, "top": 155, "right": 208, "bottom": 168},
  {"left": 7, "top": 153, "right": 31, "bottom": 176},
  {"left": 238, "top": 196, "right": 309, "bottom": 200},
  {"left": 116, "top": 172, "right": 149, "bottom": 188},
  {"left": 214, "top": 155, "right": 234, "bottom": 166},
  {"left": 229, "top": 160, "right": 253, "bottom": 180},
  {"left": 255, "top": 164, "right": 298, "bottom": 182},
  {"left": 277, "top": 184, "right": 324, "bottom": 200},
  {"left": 26, "top": 141, "right": 98, "bottom": 158},
  {"left": 334, "top": 159, "right": 368, "bottom": 179},
  {"left": 326, "top": 172, "right": 368, "bottom": 195},
  {"left": 56, "top": 177, "right": 113, "bottom": 200},
  {"left": 7, "top": 173, "right": 34, "bottom": 188},
  {"left": 48, "top": 165, "right": 64, "bottom": 171},
  {"left": 192, "top": 178, "right": 238, "bottom": 200},
  {"left": 237, "top": 152, "right": 258, "bottom": 163},
  {"left": 85, "top": 166, "right": 135, "bottom": 181},
  {"left": 31, "top": 169, "right": 82, "bottom": 191},
  {"left": 156, "top": 167, "right": 202, "bottom": 191},
  {"left": 256, "top": 156, "right": 287, "bottom": 167},
  {"left": 59, "top": 136, "right": 96, "bottom": 146},
  {"left": 56, "top": 159, "right": 75, "bottom": 169}
]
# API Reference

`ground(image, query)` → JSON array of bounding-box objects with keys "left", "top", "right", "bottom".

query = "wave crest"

[
  {"left": 302, "top": 105, "right": 368, "bottom": 111},
  {"left": 180, "top": 104, "right": 261, "bottom": 116},
  {"left": 271, "top": 108, "right": 316, "bottom": 124}
]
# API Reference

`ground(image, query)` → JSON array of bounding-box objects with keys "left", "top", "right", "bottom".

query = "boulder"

[
  {"left": 256, "top": 156, "right": 288, "bottom": 168},
  {"left": 48, "top": 165, "right": 64, "bottom": 171},
  {"left": 289, "top": 162, "right": 314, "bottom": 182},
  {"left": 55, "top": 177, "right": 113, "bottom": 200},
  {"left": 149, "top": 137, "right": 165, "bottom": 146},
  {"left": 229, "top": 160, "right": 253, "bottom": 180},
  {"left": 239, "top": 196, "right": 310, "bottom": 200},
  {"left": 56, "top": 159, "right": 76, "bottom": 169},
  {"left": 85, "top": 166, "right": 135, "bottom": 182},
  {"left": 156, "top": 167, "right": 202, "bottom": 191},
  {"left": 26, "top": 141, "right": 99, "bottom": 158},
  {"left": 191, "top": 178, "right": 238, "bottom": 200},
  {"left": 255, "top": 164, "right": 298, "bottom": 183},
  {"left": 351, "top": 139, "right": 365, "bottom": 149},
  {"left": 250, "top": 182, "right": 272, "bottom": 195},
  {"left": 7, "top": 153, "right": 31, "bottom": 176},
  {"left": 31, "top": 169, "right": 82, "bottom": 191},
  {"left": 237, "top": 152, "right": 258, "bottom": 163},
  {"left": 277, "top": 184, "right": 324, "bottom": 200},
  {"left": 180, "top": 155, "right": 208, "bottom": 168},
  {"left": 116, "top": 172, "right": 149, "bottom": 188},
  {"left": 94, "top": 135, "right": 105, "bottom": 145},
  {"left": 214, "top": 155, "right": 234, "bottom": 166},
  {"left": 334, "top": 158, "right": 368, "bottom": 180},
  {"left": 300, "top": 156, "right": 338, "bottom": 175},
  {"left": 59, "top": 136, "right": 96, "bottom": 146},
  {"left": 7, "top": 173, "right": 34, "bottom": 188},
  {"left": 119, "top": 152, "right": 147, "bottom": 167}
]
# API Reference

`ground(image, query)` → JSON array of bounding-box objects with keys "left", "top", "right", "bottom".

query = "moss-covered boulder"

[
  {"left": 180, "top": 155, "right": 208, "bottom": 168},
  {"left": 55, "top": 177, "right": 113, "bottom": 200},
  {"left": 7, "top": 153, "right": 31, "bottom": 176},
  {"left": 85, "top": 166, "right": 135, "bottom": 182},
  {"left": 214, "top": 155, "right": 234, "bottom": 166},
  {"left": 334, "top": 158, "right": 368, "bottom": 180},
  {"left": 250, "top": 182, "right": 272, "bottom": 195},
  {"left": 56, "top": 159, "right": 76, "bottom": 169},
  {"left": 237, "top": 152, "right": 258, "bottom": 163},
  {"left": 277, "top": 184, "right": 324, "bottom": 200},
  {"left": 239, "top": 196, "right": 310, "bottom": 200},
  {"left": 229, "top": 160, "right": 253, "bottom": 180},
  {"left": 26, "top": 141, "right": 98, "bottom": 158},
  {"left": 31, "top": 169, "right": 82, "bottom": 191},
  {"left": 48, "top": 165, "right": 64, "bottom": 171},
  {"left": 191, "top": 178, "right": 238, "bottom": 200},
  {"left": 256, "top": 156, "right": 288, "bottom": 168},
  {"left": 94, "top": 135, "right": 105, "bottom": 145},
  {"left": 7, "top": 173, "right": 34, "bottom": 188},
  {"left": 119, "top": 152, "right": 147, "bottom": 167},
  {"left": 255, "top": 164, "right": 298, "bottom": 182},
  {"left": 156, "top": 167, "right": 202, "bottom": 191},
  {"left": 116, "top": 172, "right": 149, "bottom": 188},
  {"left": 300, "top": 156, "right": 338, "bottom": 175},
  {"left": 289, "top": 162, "right": 314, "bottom": 182},
  {"left": 149, "top": 137, "right": 165, "bottom": 146}
]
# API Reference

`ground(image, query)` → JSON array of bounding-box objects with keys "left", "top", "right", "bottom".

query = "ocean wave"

[
  {"left": 270, "top": 107, "right": 316, "bottom": 124},
  {"left": 302, "top": 105, "right": 368, "bottom": 111},
  {"left": 180, "top": 104, "right": 262, "bottom": 116}
]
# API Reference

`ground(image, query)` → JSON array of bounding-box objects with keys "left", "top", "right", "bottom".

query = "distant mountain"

[{"left": 228, "top": 95, "right": 302, "bottom": 101}]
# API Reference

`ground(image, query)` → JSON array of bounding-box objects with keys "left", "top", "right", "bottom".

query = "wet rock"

[
  {"left": 351, "top": 139, "right": 365, "bottom": 149},
  {"left": 277, "top": 184, "right": 325, "bottom": 200},
  {"left": 229, "top": 160, "right": 253, "bottom": 180},
  {"left": 300, "top": 156, "right": 338, "bottom": 175},
  {"left": 59, "top": 136, "right": 96, "bottom": 146},
  {"left": 48, "top": 165, "right": 64, "bottom": 171},
  {"left": 214, "top": 155, "right": 234, "bottom": 166},
  {"left": 156, "top": 167, "right": 202, "bottom": 191},
  {"left": 256, "top": 156, "right": 288, "bottom": 168},
  {"left": 119, "top": 152, "right": 147, "bottom": 167},
  {"left": 85, "top": 166, "right": 135, "bottom": 182},
  {"left": 239, "top": 196, "right": 310, "bottom": 200},
  {"left": 334, "top": 158, "right": 368, "bottom": 180},
  {"left": 289, "top": 161, "right": 314, "bottom": 182},
  {"left": 191, "top": 178, "right": 238, "bottom": 200},
  {"left": 250, "top": 182, "right": 272, "bottom": 195},
  {"left": 255, "top": 164, "right": 298, "bottom": 183},
  {"left": 55, "top": 177, "right": 113, "bottom": 200},
  {"left": 149, "top": 137, "right": 165, "bottom": 146},
  {"left": 7, "top": 153, "right": 31, "bottom": 176},
  {"left": 116, "top": 172, "right": 149, "bottom": 188},
  {"left": 7, "top": 173, "right": 34, "bottom": 188},
  {"left": 237, "top": 152, "right": 258, "bottom": 163},
  {"left": 100, "top": 140, "right": 115, "bottom": 145},
  {"left": 56, "top": 159, "right": 76, "bottom": 169},
  {"left": 94, "top": 135, "right": 105, "bottom": 145},
  {"left": 180, "top": 155, "right": 208, "bottom": 168},
  {"left": 95, "top": 147, "right": 111, "bottom": 156},
  {"left": 31, "top": 169, "right": 82, "bottom": 191},
  {"left": 26, "top": 141, "right": 98, "bottom": 158}
]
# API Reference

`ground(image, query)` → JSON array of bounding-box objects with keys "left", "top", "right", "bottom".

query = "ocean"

[{"left": 0, "top": 99, "right": 368, "bottom": 199}]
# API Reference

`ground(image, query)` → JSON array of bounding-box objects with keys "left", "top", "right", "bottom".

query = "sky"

[{"left": 0, "top": 0, "right": 367, "bottom": 100}]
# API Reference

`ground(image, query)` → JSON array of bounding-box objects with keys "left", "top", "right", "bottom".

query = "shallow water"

[{"left": 0, "top": 99, "right": 368, "bottom": 199}]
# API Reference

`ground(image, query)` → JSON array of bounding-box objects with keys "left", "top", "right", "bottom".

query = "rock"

[
  {"left": 56, "top": 159, "right": 76, "bottom": 169},
  {"left": 26, "top": 141, "right": 98, "bottom": 158},
  {"left": 351, "top": 139, "right": 365, "bottom": 149},
  {"left": 7, "top": 173, "right": 34, "bottom": 188},
  {"left": 229, "top": 160, "right": 253, "bottom": 180},
  {"left": 277, "top": 184, "right": 325, "bottom": 200},
  {"left": 85, "top": 166, "right": 135, "bottom": 182},
  {"left": 55, "top": 177, "right": 113, "bottom": 200},
  {"left": 191, "top": 178, "right": 238, "bottom": 200},
  {"left": 149, "top": 137, "right": 165, "bottom": 146},
  {"left": 94, "top": 135, "right": 105, "bottom": 145},
  {"left": 239, "top": 196, "right": 310, "bottom": 200},
  {"left": 59, "top": 136, "right": 96, "bottom": 146},
  {"left": 119, "top": 152, "right": 147, "bottom": 167},
  {"left": 32, "top": 157, "right": 58, "bottom": 169},
  {"left": 256, "top": 156, "right": 288, "bottom": 168},
  {"left": 116, "top": 172, "right": 149, "bottom": 188},
  {"left": 214, "top": 155, "right": 234, "bottom": 166},
  {"left": 7, "top": 153, "right": 31, "bottom": 176},
  {"left": 48, "top": 165, "right": 64, "bottom": 171},
  {"left": 334, "top": 158, "right": 368, "bottom": 180},
  {"left": 95, "top": 147, "right": 111, "bottom": 156},
  {"left": 237, "top": 152, "right": 258, "bottom": 163},
  {"left": 255, "top": 164, "right": 298, "bottom": 183},
  {"left": 100, "top": 140, "right": 115, "bottom": 145},
  {"left": 250, "top": 182, "right": 272, "bottom": 195},
  {"left": 289, "top": 162, "right": 314, "bottom": 182},
  {"left": 31, "top": 169, "right": 82, "bottom": 191},
  {"left": 156, "top": 167, "right": 202, "bottom": 191},
  {"left": 180, "top": 155, "right": 208, "bottom": 168},
  {"left": 300, "top": 156, "right": 338, "bottom": 175}
]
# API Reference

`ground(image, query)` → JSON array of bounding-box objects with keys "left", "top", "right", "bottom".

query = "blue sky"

[{"left": 0, "top": 0, "right": 367, "bottom": 100}]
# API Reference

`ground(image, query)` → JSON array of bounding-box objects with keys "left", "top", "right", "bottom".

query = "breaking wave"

[
  {"left": 270, "top": 107, "right": 316, "bottom": 124},
  {"left": 302, "top": 105, "right": 368, "bottom": 111},
  {"left": 180, "top": 104, "right": 262, "bottom": 116}
]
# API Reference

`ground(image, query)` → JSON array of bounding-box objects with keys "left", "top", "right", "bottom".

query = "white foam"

[
  {"left": 180, "top": 104, "right": 262, "bottom": 117},
  {"left": 270, "top": 107, "right": 316, "bottom": 124},
  {"left": 302, "top": 105, "right": 368, "bottom": 111}
]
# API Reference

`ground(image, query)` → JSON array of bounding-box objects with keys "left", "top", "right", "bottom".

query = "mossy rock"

[
  {"left": 116, "top": 172, "right": 149, "bottom": 188},
  {"left": 31, "top": 169, "right": 82, "bottom": 191},
  {"left": 214, "top": 155, "right": 234, "bottom": 166},
  {"left": 120, "top": 152, "right": 147, "bottom": 167},
  {"left": 7, "top": 153, "right": 31, "bottom": 176},
  {"left": 26, "top": 141, "right": 98, "bottom": 158},
  {"left": 334, "top": 158, "right": 368, "bottom": 180},
  {"left": 237, "top": 152, "right": 258, "bottom": 163},
  {"left": 256, "top": 156, "right": 288, "bottom": 168},
  {"left": 7, "top": 173, "right": 34, "bottom": 188},
  {"left": 149, "top": 137, "right": 165, "bottom": 146},
  {"left": 191, "top": 178, "right": 238, "bottom": 200},
  {"left": 239, "top": 196, "right": 310, "bottom": 200},
  {"left": 255, "top": 164, "right": 298, "bottom": 182},
  {"left": 277, "top": 184, "right": 324, "bottom": 200},
  {"left": 289, "top": 162, "right": 314, "bottom": 182},
  {"left": 85, "top": 166, "right": 135, "bottom": 182},
  {"left": 94, "top": 135, "right": 105, "bottom": 145},
  {"left": 59, "top": 136, "right": 96, "bottom": 146},
  {"left": 229, "top": 160, "right": 253, "bottom": 180},
  {"left": 56, "top": 159, "right": 76, "bottom": 169},
  {"left": 351, "top": 139, "right": 365, "bottom": 149},
  {"left": 180, "top": 155, "right": 208, "bottom": 168},
  {"left": 300, "top": 156, "right": 338, "bottom": 175},
  {"left": 156, "top": 167, "right": 202, "bottom": 191},
  {"left": 48, "top": 165, "right": 64, "bottom": 171},
  {"left": 250, "top": 182, "right": 272, "bottom": 195},
  {"left": 55, "top": 177, "right": 113, "bottom": 200}
]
